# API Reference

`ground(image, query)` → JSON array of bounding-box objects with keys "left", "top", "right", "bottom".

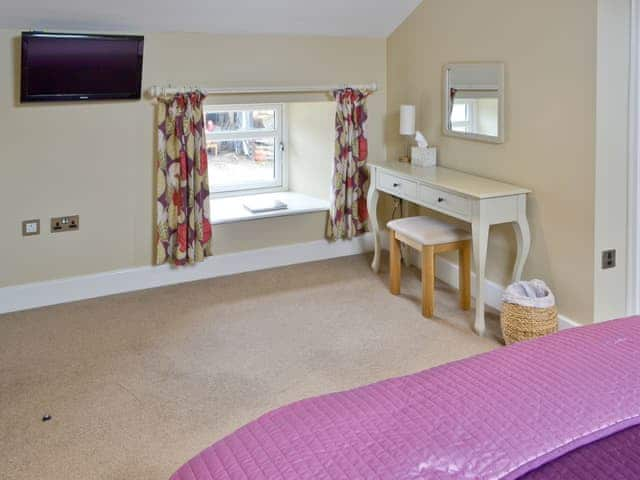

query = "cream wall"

[
  {"left": 287, "top": 102, "right": 335, "bottom": 201},
  {"left": 0, "top": 31, "right": 386, "bottom": 288},
  {"left": 477, "top": 99, "right": 499, "bottom": 138},
  {"left": 387, "top": 0, "right": 597, "bottom": 322}
]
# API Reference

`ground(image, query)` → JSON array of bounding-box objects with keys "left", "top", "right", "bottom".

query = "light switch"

[
  {"left": 22, "top": 219, "right": 40, "bottom": 236},
  {"left": 602, "top": 250, "right": 616, "bottom": 269}
]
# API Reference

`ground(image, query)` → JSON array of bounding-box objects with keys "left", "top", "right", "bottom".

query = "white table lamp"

[
  {"left": 400, "top": 105, "right": 416, "bottom": 135},
  {"left": 399, "top": 105, "right": 416, "bottom": 162}
]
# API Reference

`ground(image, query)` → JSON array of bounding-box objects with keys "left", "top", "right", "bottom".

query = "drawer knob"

[
  {"left": 393, "top": 183, "right": 400, "bottom": 188},
  {"left": 437, "top": 197, "right": 445, "bottom": 203}
]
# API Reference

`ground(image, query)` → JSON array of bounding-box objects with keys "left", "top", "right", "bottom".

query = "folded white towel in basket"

[{"left": 502, "top": 279, "right": 555, "bottom": 309}]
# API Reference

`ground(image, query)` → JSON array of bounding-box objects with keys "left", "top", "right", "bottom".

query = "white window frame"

[
  {"left": 204, "top": 103, "right": 287, "bottom": 197},
  {"left": 450, "top": 99, "right": 476, "bottom": 133}
]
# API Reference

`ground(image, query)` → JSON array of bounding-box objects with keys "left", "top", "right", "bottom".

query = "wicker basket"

[{"left": 501, "top": 302, "right": 558, "bottom": 345}]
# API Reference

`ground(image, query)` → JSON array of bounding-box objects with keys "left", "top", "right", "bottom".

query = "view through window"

[{"left": 204, "top": 104, "right": 284, "bottom": 194}]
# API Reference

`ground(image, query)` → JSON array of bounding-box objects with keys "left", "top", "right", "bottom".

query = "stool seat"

[{"left": 387, "top": 216, "right": 471, "bottom": 246}]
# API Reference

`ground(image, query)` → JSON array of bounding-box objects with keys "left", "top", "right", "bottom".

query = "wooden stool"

[{"left": 387, "top": 216, "right": 472, "bottom": 318}]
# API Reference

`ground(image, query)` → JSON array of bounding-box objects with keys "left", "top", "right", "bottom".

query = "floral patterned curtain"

[
  {"left": 327, "top": 88, "right": 371, "bottom": 240},
  {"left": 156, "top": 91, "right": 213, "bottom": 265},
  {"left": 448, "top": 88, "right": 458, "bottom": 130}
]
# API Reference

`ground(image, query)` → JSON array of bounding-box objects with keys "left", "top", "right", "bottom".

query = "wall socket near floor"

[
  {"left": 602, "top": 249, "right": 616, "bottom": 269},
  {"left": 51, "top": 215, "right": 79, "bottom": 233},
  {"left": 22, "top": 219, "right": 40, "bottom": 236}
]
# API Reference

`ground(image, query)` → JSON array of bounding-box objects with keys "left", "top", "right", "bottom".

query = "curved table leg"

[
  {"left": 400, "top": 199, "right": 411, "bottom": 267},
  {"left": 512, "top": 197, "right": 531, "bottom": 283},
  {"left": 368, "top": 174, "right": 381, "bottom": 273},
  {"left": 472, "top": 218, "right": 490, "bottom": 336}
]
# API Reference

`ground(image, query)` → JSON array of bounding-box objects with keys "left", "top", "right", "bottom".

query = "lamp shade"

[{"left": 399, "top": 105, "right": 416, "bottom": 136}]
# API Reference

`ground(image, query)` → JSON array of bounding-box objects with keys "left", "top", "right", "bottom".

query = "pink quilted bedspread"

[{"left": 170, "top": 317, "right": 640, "bottom": 480}]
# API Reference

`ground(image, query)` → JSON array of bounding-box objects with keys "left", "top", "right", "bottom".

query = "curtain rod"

[{"left": 147, "top": 83, "right": 378, "bottom": 97}]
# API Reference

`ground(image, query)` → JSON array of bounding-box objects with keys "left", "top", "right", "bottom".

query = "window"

[
  {"left": 451, "top": 97, "right": 499, "bottom": 137},
  {"left": 450, "top": 100, "right": 474, "bottom": 133},
  {"left": 204, "top": 104, "right": 285, "bottom": 195}
]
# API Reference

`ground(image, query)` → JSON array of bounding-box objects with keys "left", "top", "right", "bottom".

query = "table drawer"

[
  {"left": 418, "top": 185, "right": 471, "bottom": 218},
  {"left": 378, "top": 172, "right": 418, "bottom": 199}
]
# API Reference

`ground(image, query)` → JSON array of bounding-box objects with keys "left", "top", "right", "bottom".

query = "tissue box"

[{"left": 411, "top": 147, "right": 437, "bottom": 167}]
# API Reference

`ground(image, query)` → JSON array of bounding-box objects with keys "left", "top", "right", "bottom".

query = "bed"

[{"left": 169, "top": 317, "right": 640, "bottom": 479}]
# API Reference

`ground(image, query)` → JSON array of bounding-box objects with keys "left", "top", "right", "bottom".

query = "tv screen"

[{"left": 21, "top": 32, "right": 144, "bottom": 103}]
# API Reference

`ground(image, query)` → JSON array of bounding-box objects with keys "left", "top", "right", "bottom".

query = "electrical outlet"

[
  {"left": 602, "top": 249, "right": 616, "bottom": 269},
  {"left": 22, "top": 219, "right": 40, "bottom": 236},
  {"left": 51, "top": 215, "right": 79, "bottom": 233}
]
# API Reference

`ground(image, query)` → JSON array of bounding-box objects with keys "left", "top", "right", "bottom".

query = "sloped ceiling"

[{"left": 0, "top": 0, "right": 422, "bottom": 38}]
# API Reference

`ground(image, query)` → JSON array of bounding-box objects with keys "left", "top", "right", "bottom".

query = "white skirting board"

[
  {"left": 432, "top": 256, "right": 580, "bottom": 330},
  {"left": 0, "top": 234, "right": 374, "bottom": 314},
  {"left": 1, "top": 234, "right": 579, "bottom": 329},
  {"left": 380, "top": 236, "right": 580, "bottom": 330}
]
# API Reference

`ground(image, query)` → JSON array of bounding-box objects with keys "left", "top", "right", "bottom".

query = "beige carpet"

[{"left": 0, "top": 254, "right": 501, "bottom": 480}]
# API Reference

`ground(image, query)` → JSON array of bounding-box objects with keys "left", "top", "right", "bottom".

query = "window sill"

[{"left": 210, "top": 192, "right": 330, "bottom": 225}]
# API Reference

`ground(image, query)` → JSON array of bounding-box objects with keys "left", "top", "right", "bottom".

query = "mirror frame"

[{"left": 443, "top": 63, "right": 505, "bottom": 144}]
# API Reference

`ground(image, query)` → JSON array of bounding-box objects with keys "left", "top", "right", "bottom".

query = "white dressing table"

[{"left": 367, "top": 160, "right": 531, "bottom": 335}]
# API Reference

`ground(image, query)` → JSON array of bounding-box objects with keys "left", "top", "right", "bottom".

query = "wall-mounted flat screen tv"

[{"left": 21, "top": 32, "right": 144, "bottom": 103}]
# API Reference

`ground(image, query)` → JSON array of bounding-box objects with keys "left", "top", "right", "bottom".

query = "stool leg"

[
  {"left": 389, "top": 230, "right": 402, "bottom": 295},
  {"left": 422, "top": 245, "right": 435, "bottom": 318},
  {"left": 459, "top": 240, "right": 472, "bottom": 311}
]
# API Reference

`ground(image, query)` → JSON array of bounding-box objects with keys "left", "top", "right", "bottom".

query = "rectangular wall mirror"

[{"left": 444, "top": 63, "right": 505, "bottom": 143}]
